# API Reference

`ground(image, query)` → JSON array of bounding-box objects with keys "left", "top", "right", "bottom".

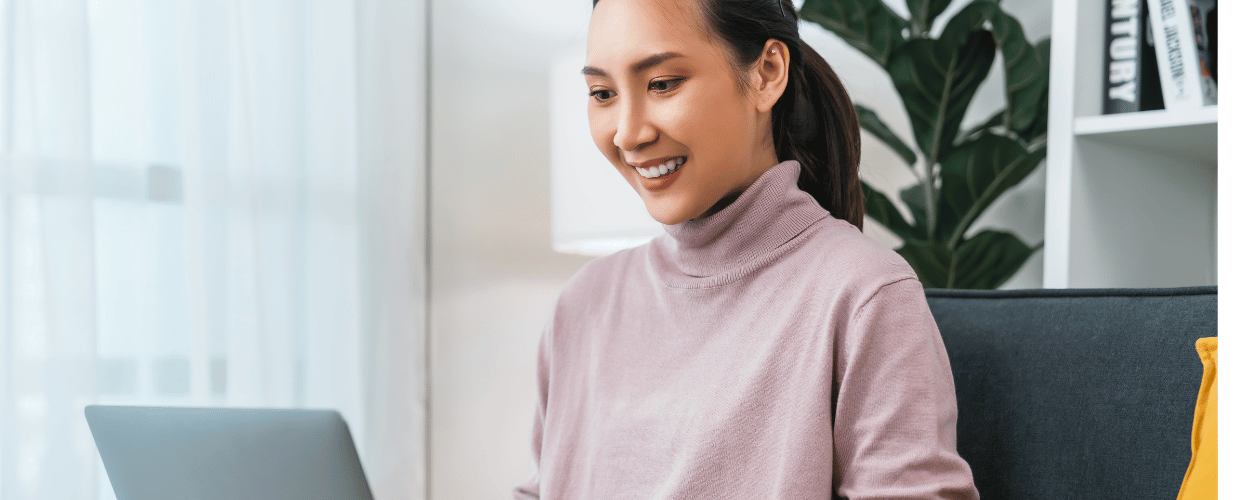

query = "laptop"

[{"left": 85, "top": 405, "right": 374, "bottom": 500}]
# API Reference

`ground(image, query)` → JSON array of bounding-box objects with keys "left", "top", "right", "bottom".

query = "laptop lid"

[{"left": 85, "top": 405, "right": 373, "bottom": 500}]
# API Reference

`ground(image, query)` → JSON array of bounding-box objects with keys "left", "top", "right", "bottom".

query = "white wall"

[
  {"left": 427, "top": 0, "right": 1052, "bottom": 498},
  {"left": 429, "top": 1, "right": 593, "bottom": 498}
]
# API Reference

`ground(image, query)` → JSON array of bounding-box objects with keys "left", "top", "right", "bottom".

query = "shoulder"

[
  {"left": 788, "top": 216, "right": 924, "bottom": 314},
  {"left": 549, "top": 243, "right": 648, "bottom": 319},
  {"left": 784, "top": 219, "right": 943, "bottom": 359},
  {"left": 560, "top": 243, "right": 644, "bottom": 294},
  {"left": 541, "top": 243, "right": 652, "bottom": 355},
  {"left": 803, "top": 216, "right": 919, "bottom": 287}
]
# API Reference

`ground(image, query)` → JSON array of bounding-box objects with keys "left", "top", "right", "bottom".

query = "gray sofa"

[{"left": 926, "top": 286, "right": 1217, "bottom": 500}]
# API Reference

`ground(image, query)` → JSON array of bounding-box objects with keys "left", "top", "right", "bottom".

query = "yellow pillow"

[{"left": 1177, "top": 337, "right": 1217, "bottom": 500}]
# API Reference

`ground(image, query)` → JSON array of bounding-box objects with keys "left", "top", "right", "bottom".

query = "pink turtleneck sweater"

[{"left": 514, "top": 161, "right": 978, "bottom": 499}]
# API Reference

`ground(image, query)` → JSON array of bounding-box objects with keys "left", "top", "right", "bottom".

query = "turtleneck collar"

[{"left": 648, "top": 160, "right": 831, "bottom": 288}]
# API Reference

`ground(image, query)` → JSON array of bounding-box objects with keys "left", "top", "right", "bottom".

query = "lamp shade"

[{"left": 549, "top": 47, "right": 663, "bottom": 256}]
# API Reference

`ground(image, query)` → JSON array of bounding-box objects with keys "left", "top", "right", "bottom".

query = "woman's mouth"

[{"left": 635, "top": 157, "right": 685, "bottom": 179}]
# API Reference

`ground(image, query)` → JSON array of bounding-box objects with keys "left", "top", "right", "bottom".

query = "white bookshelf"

[{"left": 1045, "top": 0, "right": 1217, "bottom": 288}]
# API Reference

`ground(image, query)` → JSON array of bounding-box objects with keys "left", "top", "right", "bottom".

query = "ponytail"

[{"left": 777, "top": 38, "right": 863, "bottom": 230}]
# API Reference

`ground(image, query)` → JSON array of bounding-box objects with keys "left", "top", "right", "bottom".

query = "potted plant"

[{"left": 801, "top": 0, "right": 1050, "bottom": 289}]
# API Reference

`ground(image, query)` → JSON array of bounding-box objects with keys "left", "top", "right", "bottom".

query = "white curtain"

[{"left": 0, "top": 0, "right": 427, "bottom": 498}]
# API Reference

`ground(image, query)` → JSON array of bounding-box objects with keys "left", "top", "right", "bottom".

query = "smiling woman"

[
  {"left": 582, "top": 31, "right": 777, "bottom": 224},
  {"left": 580, "top": 0, "right": 863, "bottom": 227},
  {"left": 514, "top": 0, "right": 980, "bottom": 498}
]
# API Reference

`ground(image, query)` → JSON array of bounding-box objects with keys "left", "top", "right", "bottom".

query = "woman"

[{"left": 516, "top": 0, "right": 979, "bottom": 498}]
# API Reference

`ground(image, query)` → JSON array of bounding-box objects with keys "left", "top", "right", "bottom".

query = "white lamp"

[{"left": 549, "top": 47, "right": 664, "bottom": 256}]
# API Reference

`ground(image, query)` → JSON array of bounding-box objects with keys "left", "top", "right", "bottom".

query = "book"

[
  {"left": 1189, "top": 0, "right": 1216, "bottom": 86},
  {"left": 1104, "top": 0, "right": 1164, "bottom": 113},
  {"left": 1186, "top": 0, "right": 1216, "bottom": 99},
  {"left": 1147, "top": 0, "right": 1217, "bottom": 109},
  {"left": 1206, "top": 4, "right": 1216, "bottom": 81}
]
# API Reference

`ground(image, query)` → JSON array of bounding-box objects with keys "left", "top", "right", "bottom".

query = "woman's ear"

[{"left": 751, "top": 39, "right": 790, "bottom": 113}]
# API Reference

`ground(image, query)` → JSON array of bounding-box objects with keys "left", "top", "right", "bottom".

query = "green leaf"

[
  {"left": 896, "top": 241, "right": 952, "bottom": 288},
  {"left": 957, "top": 109, "right": 1005, "bottom": 144},
  {"left": 948, "top": 230, "right": 1035, "bottom": 289},
  {"left": 856, "top": 104, "right": 918, "bottom": 167},
  {"left": 897, "top": 231, "right": 1036, "bottom": 289},
  {"left": 899, "top": 182, "right": 930, "bottom": 238},
  {"left": 800, "top": 0, "right": 909, "bottom": 67},
  {"left": 887, "top": 30, "right": 996, "bottom": 169},
  {"left": 936, "top": 133, "right": 1047, "bottom": 248},
  {"left": 940, "top": 2, "right": 1047, "bottom": 133},
  {"left": 906, "top": 0, "right": 953, "bottom": 36},
  {"left": 1034, "top": 37, "right": 1051, "bottom": 69},
  {"left": 861, "top": 180, "right": 919, "bottom": 242},
  {"left": 1016, "top": 37, "right": 1051, "bottom": 143},
  {"left": 1018, "top": 88, "right": 1049, "bottom": 145}
]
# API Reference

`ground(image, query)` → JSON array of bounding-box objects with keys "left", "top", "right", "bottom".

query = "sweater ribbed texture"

[{"left": 515, "top": 160, "right": 979, "bottom": 499}]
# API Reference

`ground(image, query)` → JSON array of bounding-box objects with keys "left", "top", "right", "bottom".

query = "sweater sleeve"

[
  {"left": 831, "top": 277, "right": 979, "bottom": 500},
  {"left": 513, "top": 322, "right": 552, "bottom": 500}
]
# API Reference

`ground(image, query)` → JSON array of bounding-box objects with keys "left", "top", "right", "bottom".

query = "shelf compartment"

[
  {"left": 1073, "top": 107, "right": 1218, "bottom": 165},
  {"left": 1065, "top": 139, "right": 1217, "bottom": 288}
]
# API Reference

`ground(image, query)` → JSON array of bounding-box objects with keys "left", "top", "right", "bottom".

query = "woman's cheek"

[
  {"left": 656, "top": 97, "right": 697, "bottom": 139},
  {"left": 587, "top": 115, "right": 617, "bottom": 165},
  {"left": 699, "top": 100, "right": 744, "bottom": 153},
  {"left": 679, "top": 91, "right": 730, "bottom": 151}
]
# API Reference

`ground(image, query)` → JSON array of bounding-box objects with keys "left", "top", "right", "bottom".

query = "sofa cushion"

[
  {"left": 1177, "top": 336, "right": 1217, "bottom": 500},
  {"left": 925, "top": 286, "right": 1217, "bottom": 500}
]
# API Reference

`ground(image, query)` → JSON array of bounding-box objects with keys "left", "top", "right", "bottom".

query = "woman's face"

[{"left": 584, "top": 0, "right": 786, "bottom": 225}]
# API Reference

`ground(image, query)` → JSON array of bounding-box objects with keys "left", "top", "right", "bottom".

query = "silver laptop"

[{"left": 85, "top": 405, "right": 373, "bottom": 500}]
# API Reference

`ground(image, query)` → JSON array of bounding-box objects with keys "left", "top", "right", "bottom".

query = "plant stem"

[
  {"left": 924, "top": 49, "right": 962, "bottom": 242},
  {"left": 947, "top": 247, "right": 958, "bottom": 289},
  {"left": 924, "top": 161, "right": 936, "bottom": 241}
]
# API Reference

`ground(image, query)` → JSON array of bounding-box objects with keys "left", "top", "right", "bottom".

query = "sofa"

[{"left": 925, "top": 286, "right": 1217, "bottom": 500}]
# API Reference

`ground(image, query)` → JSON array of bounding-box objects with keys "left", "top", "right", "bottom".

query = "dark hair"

[{"left": 590, "top": 0, "right": 863, "bottom": 229}]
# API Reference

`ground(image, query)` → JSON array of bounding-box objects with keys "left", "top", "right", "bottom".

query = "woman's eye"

[
  {"left": 590, "top": 89, "right": 616, "bottom": 102},
  {"left": 649, "top": 78, "right": 683, "bottom": 93}
]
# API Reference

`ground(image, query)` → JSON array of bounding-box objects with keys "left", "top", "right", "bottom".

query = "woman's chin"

[{"left": 643, "top": 200, "right": 701, "bottom": 226}]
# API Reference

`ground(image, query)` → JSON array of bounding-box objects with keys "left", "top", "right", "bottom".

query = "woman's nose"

[{"left": 613, "top": 101, "right": 657, "bottom": 152}]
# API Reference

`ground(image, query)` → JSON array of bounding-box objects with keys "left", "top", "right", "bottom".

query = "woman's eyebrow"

[{"left": 581, "top": 51, "right": 687, "bottom": 78}]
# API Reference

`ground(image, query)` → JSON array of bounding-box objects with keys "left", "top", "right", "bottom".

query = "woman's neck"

[{"left": 690, "top": 153, "right": 782, "bottom": 221}]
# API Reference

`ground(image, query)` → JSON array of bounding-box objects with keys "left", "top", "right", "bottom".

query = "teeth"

[{"left": 635, "top": 157, "right": 685, "bottom": 179}]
